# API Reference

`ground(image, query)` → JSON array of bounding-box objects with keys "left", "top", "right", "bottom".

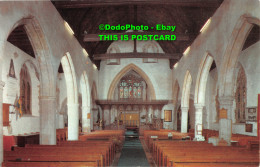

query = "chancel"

[{"left": 0, "top": 0, "right": 259, "bottom": 166}]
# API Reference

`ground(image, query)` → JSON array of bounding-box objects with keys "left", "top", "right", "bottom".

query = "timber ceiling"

[
  {"left": 51, "top": 0, "right": 224, "bottom": 69},
  {"left": 7, "top": 0, "right": 258, "bottom": 70}
]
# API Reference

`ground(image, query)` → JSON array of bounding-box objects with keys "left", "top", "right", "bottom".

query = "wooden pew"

[
  {"left": 24, "top": 141, "right": 114, "bottom": 166},
  {"left": 151, "top": 140, "right": 259, "bottom": 167},
  {"left": 3, "top": 161, "right": 99, "bottom": 167},
  {"left": 172, "top": 162, "right": 259, "bottom": 167}
]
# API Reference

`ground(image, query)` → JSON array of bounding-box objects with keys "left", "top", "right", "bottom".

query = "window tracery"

[{"left": 118, "top": 71, "right": 145, "bottom": 100}]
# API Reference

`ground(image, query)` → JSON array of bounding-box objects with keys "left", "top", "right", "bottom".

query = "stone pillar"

[
  {"left": 181, "top": 107, "right": 189, "bottom": 133},
  {"left": 67, "top": 103, "right": 79, "bottom": 140},
  {"left": 193, "top": 104, "right": 205, "bottom": 141},
  {"left": 39, "top": 96, "right": 56, "bottom": 145},
  {"left": 0, "top": 81, "right": 5, "bottom": 164},
  {"left": 82, "top": 105, "right": 91, "bottom": 133},
  {"left": 218, "top": 96, "right": 233, "bottom": 146}
]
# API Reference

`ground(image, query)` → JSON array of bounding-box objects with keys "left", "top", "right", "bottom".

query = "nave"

[
  {"left": 2, "top": 128, "right": 260, "bottom": 166},
  {"left": 0, "top": 0, "right": 260, "bottom": 166}
]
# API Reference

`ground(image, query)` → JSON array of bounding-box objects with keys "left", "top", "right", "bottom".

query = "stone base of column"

[
  {"left": 193, "top": 135, "right": 205, "bottom": 141},
  {"left": 219, "top": 118, "right": 232, "bottom": 146}
]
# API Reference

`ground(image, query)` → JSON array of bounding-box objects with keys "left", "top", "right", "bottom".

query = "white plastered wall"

[{"left": 2, "top": 42, "right": 40, "bottom": 135}]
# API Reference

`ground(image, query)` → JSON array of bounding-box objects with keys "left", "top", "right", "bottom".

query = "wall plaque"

[{"left": 164, "top": 110, "right": 172, "bottom": 122}]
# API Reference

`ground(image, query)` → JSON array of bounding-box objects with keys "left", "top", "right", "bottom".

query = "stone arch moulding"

[
  {"left": 181, "top": 71, "right": 192, "bottom": 108},
  {"left": 81, "top": 71, "right": 91, "bottom": 107},
  {"left": 107, "top": 63, "right": 156, "bottom": 100},
  {"left": 61, "top": 52, "right": 78, "bottom": 104},
  {"left": 172, "top": 80, "right": 180, "bottom": 105},
  {"left": 8, "top": 16, "right": 55, "bottom": 97},
  {"left": 219, "top": 14, "right": 260, "bottom": 97},
  {"left": 91, "top": 81, "right": 98, "bottom": 104},
  {"left": 194, "top": 52, "right": 214, "bottom": 105},
  {"left": 80, "top": 71, "right": 91, "bottom": 132}
]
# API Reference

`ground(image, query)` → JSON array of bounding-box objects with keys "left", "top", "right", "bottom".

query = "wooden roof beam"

[
  {"left": 53, "top": 0, "right": 223, "bottom": 8},
  {"left": 93, "top": 53, "right": 181, "bottom": 60},
  {"left": 84, "top": 32, "right": 189, "bottom": 42}
]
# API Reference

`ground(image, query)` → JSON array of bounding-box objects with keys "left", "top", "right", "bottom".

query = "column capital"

[
  {"left": 181, "top": 107, "right": 189, "bottom": 110},
  {"left": 194, "top": 103, "right": 204, "bottom": 109}
]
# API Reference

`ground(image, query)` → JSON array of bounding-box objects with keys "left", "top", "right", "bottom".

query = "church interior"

[{"left": 0, "top": 0, "right": 260, "bottom": 166}]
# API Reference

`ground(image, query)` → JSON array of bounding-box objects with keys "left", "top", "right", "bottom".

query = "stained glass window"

[
  {"left": 137, "top": 87, "right": 141, "bottom": 98},
  {"left": 124, "top": 87, "right": 128, "bottom": 98},
  {"left": 118, "top": 71, "right": 144, "bottom": 100},
  {"left": 120, "top": 87, "right": 124, "bottom": 98},
  {"left": 235, "top": 67, "right": 246, "bottom": 123}
]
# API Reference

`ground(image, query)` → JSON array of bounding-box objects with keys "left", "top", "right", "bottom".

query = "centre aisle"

[{"left": 117, "top": 130, "right": 150, "bottom": 166}]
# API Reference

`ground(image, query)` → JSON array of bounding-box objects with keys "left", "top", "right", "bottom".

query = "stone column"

[
  {"left": 181, "top": 107, "right": 189, "bottom": 133},
  {"left": 193, "top": 104, "right": 205, "bottom": 141},
  {"left": 39, "top": 96, "right": 56, "bottom": 145},
  {"left": 67, "top": 103, "right": 79, "bottom": 140},
  {"left": 0, "top": 81, "right": 5, "bottom": 164},
  {"left": 82, "top": 105, "right": 91, "bottom": 133},
  {"left": 218, "top": 96, "right": 233, "bottom": 146}
]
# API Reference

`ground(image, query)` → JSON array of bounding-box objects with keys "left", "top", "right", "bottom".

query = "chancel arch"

[{"left": 60, "top": 52, "right": 79, "bottom": 140}]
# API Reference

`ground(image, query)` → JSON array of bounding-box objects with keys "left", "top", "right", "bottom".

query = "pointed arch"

[
  {"left": 181, "top": 71, "right": 192, "bottom": 108},
  {"left": 8, "top": 17, "right": 55, "bottom": 97},
  {"left": 61, "top": 52, "right": 78, "bottom": 104},
  {"left": 219, "top": 14, "right": 260, "bottom": 97},
  {"left": 61, "top": 52, "right": 79, "bottom": 140},
  {"left": 107, "top": 63, "right": 156, "bottom": 100},
  {"left": 4, "top": 17, "right": 55, "bottom": 145},
  {"left": 194, "top": 52, "right": 214, "bottom": 105},
  {"left": 172, "top": 80, "right": 180, "bottom": 105},
  {"left": 80, "top": 71, "right": 91, "bottom": 132}
]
